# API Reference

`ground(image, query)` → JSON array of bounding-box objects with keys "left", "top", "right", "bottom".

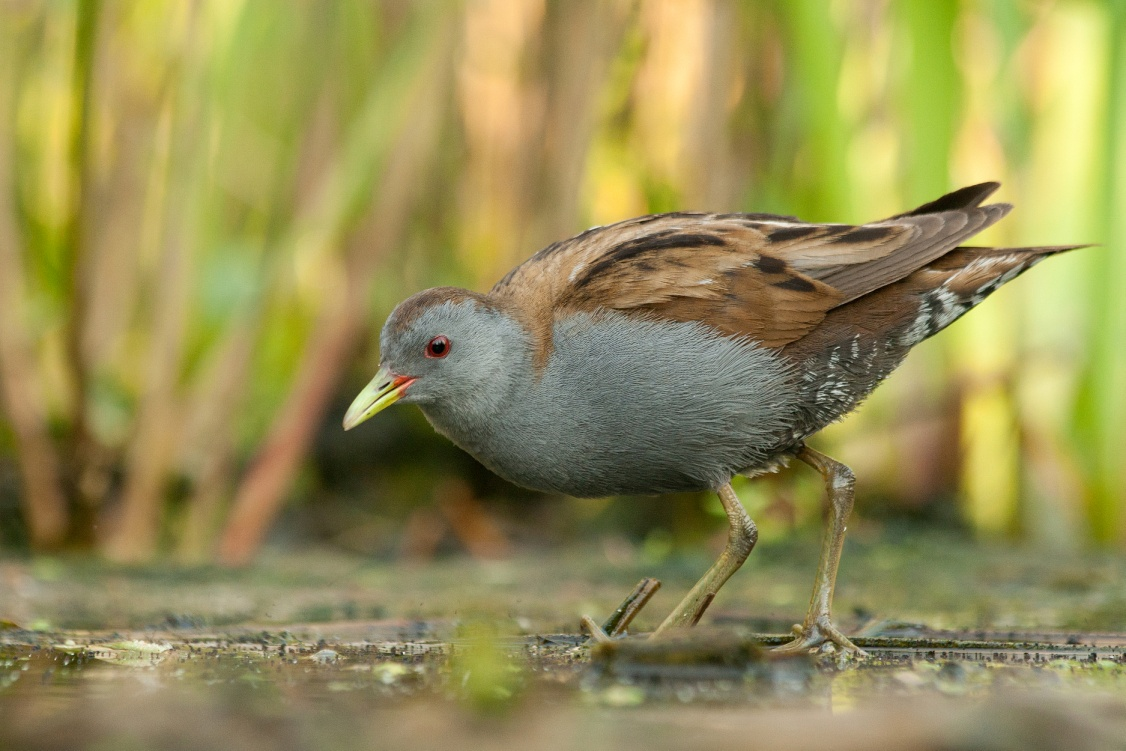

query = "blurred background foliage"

[{"left": 0, "top": 0, "right": 1122, "bottom": 565}]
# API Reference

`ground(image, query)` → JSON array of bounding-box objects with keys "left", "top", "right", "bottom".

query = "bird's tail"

[{"left": 897, "top": 243, "right": 1091, "bottom": 346}]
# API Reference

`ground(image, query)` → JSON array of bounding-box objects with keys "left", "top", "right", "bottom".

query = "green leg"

[
  {"left": 652, "top": 482, "right": 758, "bottom": 636},
  {"left": 774, "top": 445, "right": 866, "bottom": 656}
]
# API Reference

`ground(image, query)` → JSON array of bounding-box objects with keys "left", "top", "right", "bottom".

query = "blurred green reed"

[{"left": 0, "top": 0, "right": 1121, "bottom": 563}]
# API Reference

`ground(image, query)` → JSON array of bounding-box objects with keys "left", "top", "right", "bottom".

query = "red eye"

[{"left": 425, "top": 335, "right": 450, "bottom": 358}]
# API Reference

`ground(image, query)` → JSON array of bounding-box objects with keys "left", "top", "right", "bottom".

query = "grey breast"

[{"left": 454, "top": 311, "right": 799, "bottom": 497}]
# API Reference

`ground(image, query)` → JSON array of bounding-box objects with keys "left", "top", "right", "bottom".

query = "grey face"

[
  {"left": 343, "top": 291, "right": 532, "bottom": 433},
  {"left": 379, "top": 299, "right": 529, "bottom": 411}
]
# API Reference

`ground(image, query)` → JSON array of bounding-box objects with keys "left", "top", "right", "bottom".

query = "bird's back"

[
  {"left": 424, "top": 184, "right": 1085, "bottom": 495},
  {"left": 492, "top": 184, "right": 1082, "bottom": 439}
]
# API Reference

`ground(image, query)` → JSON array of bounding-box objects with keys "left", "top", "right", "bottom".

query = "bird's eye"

[{"left": 425, "top": 335, "right": 450, "bottom": 359}]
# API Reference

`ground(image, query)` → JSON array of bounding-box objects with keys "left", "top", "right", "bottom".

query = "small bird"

[{"left": 343, "top": 182, "right": 1083, "bottom": 654}]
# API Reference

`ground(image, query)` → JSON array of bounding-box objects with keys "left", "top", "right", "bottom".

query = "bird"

[{"left": 342, "top": 182, "right": 1084, "bottom": 654}]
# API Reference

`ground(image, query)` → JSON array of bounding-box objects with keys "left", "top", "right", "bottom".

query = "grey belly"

[
  {"left": 466, "top": 406, "right": 731, "bottom": 496},
  {"left": 425, "top": 313, "right": 800, "bottom": 497}
]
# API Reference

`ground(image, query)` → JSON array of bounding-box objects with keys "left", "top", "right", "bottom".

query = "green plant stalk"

[
  {"left": 898, "top": 0, "right": 960, "bottom": 203},
  {"left": 0, "top": 13, "right": 69, "bottom": 549},
  {"left": 780, "top": 0, "right": 852, "bottom": 221},
  {"left": 1074, "top": 5, "right": 1126, "bottom": 544}
]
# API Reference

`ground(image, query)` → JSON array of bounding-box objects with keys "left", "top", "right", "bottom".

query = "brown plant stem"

[
  {"left": 436, "top": 479, "right": 511, "bottom": 561},
  {"left": 103, "top": 4, "right": 203, "bottom": 562},
  {"left": 215, "top": 295, "right": 363, "bottom": 566},
  {"left": 61, "top": 1, "right": 103, "bottom": 539},
  {"left": 176, "top": 323, "right": 256, "bottom": 562}
]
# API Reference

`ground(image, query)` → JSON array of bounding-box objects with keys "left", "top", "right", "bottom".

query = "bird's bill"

[{"left": 342, "top": 366, "right": 416, "bottom": 431}]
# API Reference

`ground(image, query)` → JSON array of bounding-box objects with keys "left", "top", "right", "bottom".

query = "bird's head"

[{"left": 343, "top": 287, "right": 528, "bottom": 430}]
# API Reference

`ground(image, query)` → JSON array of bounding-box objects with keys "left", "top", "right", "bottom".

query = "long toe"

[{"left": 773, "top": 616, "right": 868, "bottom": 657}]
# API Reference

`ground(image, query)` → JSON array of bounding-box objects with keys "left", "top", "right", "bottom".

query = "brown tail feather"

[
  {"left": 895, "top": 244, "right": 1089, "bottom": 346},
  {"left": 786, "top": 243, "right": 1091, "bottom": 364},
  {"left": 930, "top": 243, "right": 1091, "bottom": 271},
  {"left": 779, "top": 241, "right": 1091, "bottom": 438}
]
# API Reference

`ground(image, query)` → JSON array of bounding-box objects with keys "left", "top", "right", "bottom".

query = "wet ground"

[{"left": 2, "top": 530, "right": 1126, "bottom": 749}]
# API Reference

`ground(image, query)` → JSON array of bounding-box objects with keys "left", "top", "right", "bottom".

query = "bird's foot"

[
  {"left": 582, "top": 577, "right": 662, "bottom": 643},
  {"left": 773, "top": 615, "right": 868, "bottom": 657}
]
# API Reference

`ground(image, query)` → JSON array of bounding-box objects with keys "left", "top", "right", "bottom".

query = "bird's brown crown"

[{"left": 386, "top": 287, "right": 495, "bottom": 336}]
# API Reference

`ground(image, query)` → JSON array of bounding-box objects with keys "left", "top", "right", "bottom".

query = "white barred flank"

[
  {"left": 785, "top": 249, "right": 1062, "bottom": 445},
  {"left": 899, "top": 286, "right": 967, "bottom": 347},
  {"left": 795, "top": 334, "right": 903, "bottom": 437},
  {"left": 898, "top": 253, "right": 1041, "bottom": 347}
]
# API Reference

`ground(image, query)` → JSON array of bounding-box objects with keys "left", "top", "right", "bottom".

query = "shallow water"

[
  {"left": 3, "top": 627, "right": 1126, "bottom": 750},
  {"left": 3, "top": 533, "right": 1126, "bottom": 749}
]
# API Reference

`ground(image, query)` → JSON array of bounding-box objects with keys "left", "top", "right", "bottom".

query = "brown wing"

[{"left": 490, "top": 183, "right": 1010, "bottom": 359}]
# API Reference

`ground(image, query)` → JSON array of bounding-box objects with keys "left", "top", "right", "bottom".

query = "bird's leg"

[
  {"left": 651, "top": 483, "right": 758, "bottom": 637},
  {"left": 775, "top": 445, "right": 867, "bottom": 656}
]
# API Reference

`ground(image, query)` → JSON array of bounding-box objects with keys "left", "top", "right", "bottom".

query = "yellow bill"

[{"left": 342, "top": 366, "right": 416, "bottom": 430}]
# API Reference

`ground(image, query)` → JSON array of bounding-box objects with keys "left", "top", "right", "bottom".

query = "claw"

[{"left": 774, "top": 615, "right": 868, "bottom": 657}]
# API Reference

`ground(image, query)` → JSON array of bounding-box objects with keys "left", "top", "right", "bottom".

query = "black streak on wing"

[
  {"left": 754, "top": 255, "right": 787, "bottom": 273},
  {"left": 768, "top": 225, "right": 819, "bottom": 242},
  {"left": 773, "top": 276, "right": 816, "bottom": 292},
  {"left": 574, "top": 232, "right": 728, "bottom": 287}
]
